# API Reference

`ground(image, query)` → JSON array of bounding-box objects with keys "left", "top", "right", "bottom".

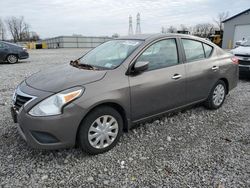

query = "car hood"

[
  {"left": 25, "top": 64, "right": 107, "bottom": 93},
  {"left": 231, "top": 46, "right": 250, "bottom": 55}
]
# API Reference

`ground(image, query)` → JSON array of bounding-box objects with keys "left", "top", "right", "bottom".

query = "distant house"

[{"left": 222, "top": 8, "right": 250, "bottom": 49}]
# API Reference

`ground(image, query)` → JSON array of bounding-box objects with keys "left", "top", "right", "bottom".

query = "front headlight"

[{"left": 29, "top": 87, "right": 83, "bottom": 117}]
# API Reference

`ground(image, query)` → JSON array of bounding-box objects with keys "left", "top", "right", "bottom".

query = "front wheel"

[
  {"left": 204, "top": 80, "right": 227, "bottom": 109},
  {"left": 77, "top": 106, "right": 123, "bottom": 155},
  {"left": 7, "top": 54, "right": 18, "bottom": 64}
]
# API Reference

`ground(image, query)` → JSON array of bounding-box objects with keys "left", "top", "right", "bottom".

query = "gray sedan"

[
  {"left": 0, "top": 41, "right": 29, "bottom": 64},
  {"left": 11, "top": 34, "right": 238, "bottom": 154}
]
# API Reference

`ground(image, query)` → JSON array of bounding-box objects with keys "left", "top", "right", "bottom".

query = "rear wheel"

[
  {"left": 7, "top": 54, "right": 18, "bottom": 64},
  {"left": 204, "top": 80, "right": 227, "bottom": 109},
  {"left": 77, "top": 106, "right": 123, "bottom": 155}
]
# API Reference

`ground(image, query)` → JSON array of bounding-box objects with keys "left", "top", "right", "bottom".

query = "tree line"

[
  {"left": 0, "top": 16, "right": 40, "bottom": 42},
  {"left": 161, "top": 12, "right": 229, "bottom": 38}
]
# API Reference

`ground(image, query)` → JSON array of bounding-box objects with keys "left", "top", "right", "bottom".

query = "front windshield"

[{"left": 79, "top": 40, "right": 142, "bottom": 69}]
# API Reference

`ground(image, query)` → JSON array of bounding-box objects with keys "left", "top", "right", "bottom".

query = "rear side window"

[
  {"left": 137, "top": 39, "right": 179, "bottom": 71},
  {"left": 181, "top": 39, "right": 205, "bottom": 62},
  {"left": 203, "top": 43, "right": 213, "bottom": 57}
]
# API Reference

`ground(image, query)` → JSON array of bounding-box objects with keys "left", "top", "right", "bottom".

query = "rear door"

[
  {"left": 129, "top": 38, "right": 186, "bottom": 121},
  {"left": 180, "top": 38, "right": 220, "bottom": 103}
]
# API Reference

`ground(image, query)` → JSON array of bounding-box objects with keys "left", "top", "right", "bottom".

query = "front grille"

[
  {"left": 14, "top": 95, "right": 32, "bottom": 111},
  {"left": 235, "top": 54, "right": 250, "bottom": 58},
  {"left": 239, "top": 60, "right": 250, "bottom": 66}
]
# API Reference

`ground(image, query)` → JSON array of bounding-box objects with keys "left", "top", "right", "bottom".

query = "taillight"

[{"left": 231, "top": 56, "right": 239, "bottom": 64}]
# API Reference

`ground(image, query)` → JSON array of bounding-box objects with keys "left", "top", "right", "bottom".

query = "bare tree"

[
  {"left": 179, "top": 24, "right": 188, "bottom": 31},
  {"left": 0, "top": 18, "right": 6, "bottom": 40},
  {"left": 167, "top": 26, "right": 177, "bottom": 33},
  {"left": 194, "top": 23, "right": 214, "bottom": 37},
  {"left": 161, "top": 27, "right": 166, "bottom": 34},
  {"left": 112, "top": 33, "right": 119, "bottom": 38},
  {"left": 5, "top": 16, "right": 30, "bottom": 42},
  {"left": 29, "top": 31, "right": 40, "bottom": 41},
  {"left": 214, "top": 12, "right": 229, "bottom": 33}
]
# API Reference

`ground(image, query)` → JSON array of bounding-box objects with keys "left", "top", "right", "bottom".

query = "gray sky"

[{"left": 1, "top": 0, "right": 250, "bottom": 38}]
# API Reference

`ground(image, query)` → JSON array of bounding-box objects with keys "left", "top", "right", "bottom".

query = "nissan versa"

[{"left": 11, "top": 34, "right": 238, "bottom": 154}]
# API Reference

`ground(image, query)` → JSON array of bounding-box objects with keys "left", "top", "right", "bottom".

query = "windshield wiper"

[{"left": 70, "top": 60, "right": 98, "bottom": 70}]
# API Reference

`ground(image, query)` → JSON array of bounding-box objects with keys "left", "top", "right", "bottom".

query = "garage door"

[{"left": 234, "top": 24, "right": 250, "bottom": 47}]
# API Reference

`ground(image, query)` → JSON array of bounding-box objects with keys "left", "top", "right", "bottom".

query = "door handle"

[
  {"left": 212, "top": 66, "right": 219, "bottom": 71},
  {"left": 172, "top": 74, "right": 182, "bottom": 80}
]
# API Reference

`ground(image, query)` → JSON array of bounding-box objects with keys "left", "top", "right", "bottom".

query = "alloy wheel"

[{"left": 7, "top": 55, "right": 18, "bottom": 64}]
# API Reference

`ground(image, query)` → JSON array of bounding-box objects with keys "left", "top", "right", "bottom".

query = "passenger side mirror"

[{"left": 133, "top": 61, "right": 149, "bottom": 73}]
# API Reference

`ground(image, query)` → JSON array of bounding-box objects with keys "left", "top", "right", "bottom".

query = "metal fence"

[{"left": 43, "top": 36, "right": 112, "bottom": 49}]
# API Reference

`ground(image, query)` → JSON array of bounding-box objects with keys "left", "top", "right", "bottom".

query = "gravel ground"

[{"left": 0, "top": 49, "right": 249, "bottom": 187}]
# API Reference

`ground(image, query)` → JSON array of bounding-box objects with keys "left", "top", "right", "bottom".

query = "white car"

[
  {"left": 231, "top": 40, "right": 250, "bottom": 77},
  {"left": 235, "top": 37, "right": 250, "bottom": 47}
]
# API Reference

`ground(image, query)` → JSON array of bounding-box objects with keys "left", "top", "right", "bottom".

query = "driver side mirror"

[{"left": 133, "top": 61, "right": 149, "bottom": 73}]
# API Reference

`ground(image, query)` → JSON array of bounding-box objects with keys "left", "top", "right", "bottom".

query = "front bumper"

[
  {"left": 236, "top": 55, "right": 250, "bottom": 77},
  {"left": 11, "top": 83, "right": 85, "bottom": 150},
  {"left": 19, "top": 51, "right": 29, "bottom": 59},
  {"left": 239, "top": 64, "right": 250, "bottom": 77}
]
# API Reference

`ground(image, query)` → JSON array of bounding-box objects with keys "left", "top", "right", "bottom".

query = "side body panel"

[
  {"left": 129, "top": 64, "right": 186, "bottom": 121},
  {"left": 184, "top": 56, "right": 221, "bottom": 103},
  {"left": 75, "top": 65, "right": 131, "bottom": 125},
  {"left": 0, "top": 42, "right": 9, "bottom": 61}
]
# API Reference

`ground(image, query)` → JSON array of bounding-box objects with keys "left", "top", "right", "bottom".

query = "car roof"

[
  {"left": 0, "top": 41, "right": 21, "bottom": 47},
  {"left": 118, "top": 33, "right": 216, "bottom": 46},
  {"left": 118, "top": 33, "right": 209, "bottom": 41}
]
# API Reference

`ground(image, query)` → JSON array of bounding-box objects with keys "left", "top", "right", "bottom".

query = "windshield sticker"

[
  {"left": 122, "top": 41, "right": 139, "bottom": 46},
  {"left": 105, "top": 63, "right": 113, "bottom": 68}
]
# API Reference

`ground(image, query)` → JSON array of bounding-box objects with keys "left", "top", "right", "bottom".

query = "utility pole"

[
  {"left": 136, "top": 13, "right": 141, "bottom": 34},
  {"left": 128, "top": 15, "right": 133, "bottom": 35}
]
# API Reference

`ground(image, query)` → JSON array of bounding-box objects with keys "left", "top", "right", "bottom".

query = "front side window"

[
  {"left": 0, "top": 43, "right": 3, "bottom": 48},
  {"left": 136, "top": 39, "right": 179, "bottom": 71},
  {"left": 79, "top": 40, "right": 142, "bottom": 69},
  {"left": 182, "top": 39, "right": 205, "bottom": 62}
]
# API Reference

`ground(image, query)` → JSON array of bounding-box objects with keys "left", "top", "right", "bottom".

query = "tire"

[
  {"left": 77, "top": 106, "right": 123, "bottom": 155},
  {"left": 7, "top": 54, "right": 18, "bottom": 64},
  {"left": 204, "top": 80, "right": 227, "bottom": 110}
]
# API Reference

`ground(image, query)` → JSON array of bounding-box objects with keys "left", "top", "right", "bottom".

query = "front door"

[
  {"left": 0, "top": 42, "right": 8, "bottom": 61},
  {"left": 129, "top": 38, "right": 186, "bottom": 121}
]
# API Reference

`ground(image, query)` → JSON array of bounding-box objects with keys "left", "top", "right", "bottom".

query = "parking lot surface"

[{"left": 0, "top": 49, "right": 249, "bottom": 187}]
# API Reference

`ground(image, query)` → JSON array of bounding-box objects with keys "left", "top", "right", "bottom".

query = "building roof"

[{"left": 223, "top": 8, "right": 250, "bottom": 23}]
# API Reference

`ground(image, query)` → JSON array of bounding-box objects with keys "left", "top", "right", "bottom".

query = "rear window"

[
  {"left": 181, "top": 39, "right": 205, "bottom": 62},
  {"left": 203, "top": 43, "right": 213, "bottom": 57}
]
